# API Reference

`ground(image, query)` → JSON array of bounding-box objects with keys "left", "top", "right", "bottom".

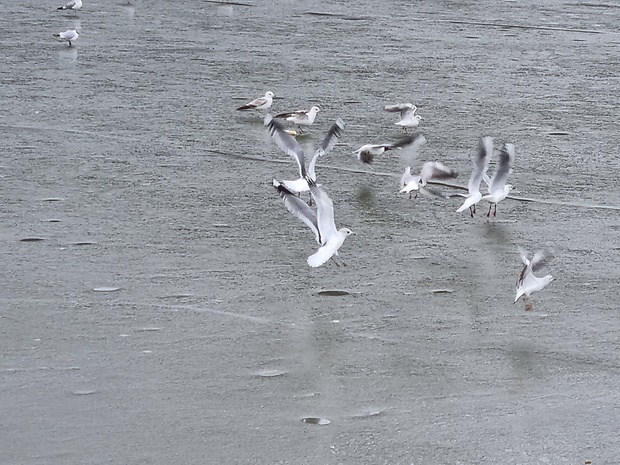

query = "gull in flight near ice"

[
  {"left": 482, "top": 142, "right": 514, "bottom": 217},
  {"left": 397, "top": 135, "right": 457, "bottom": 198},
  {"left": 352, "top": 135, "right": 418, "bottom": 165},
  {"left": 53, "top": 29, "right": 79, "bottom": 46},
  {"left": 265, "top": 114, "right": 344, "bottom": 194},
  {"left": 236, "top": 91, "right": 275, "bottom": 113},
  {"left": 515, "top": 247, "right": 554, "bottom": 311},
  {"left": 456, "top": 136, "right": 492, "bottom": 217},
  {"left": 274, "top": 178, "right": 353, "bottom": 268},
  {"left": 275, "top": 106, "right": 320, "bottom": 134},
  {"left": 384, "top": 103, "right": 422, "bottom": 131},
  {"left": 401, "top": 162, "right": 457, "bottom": 199},
  {"left": 57, "top": 0, "right": 82, "bottom": 10}
]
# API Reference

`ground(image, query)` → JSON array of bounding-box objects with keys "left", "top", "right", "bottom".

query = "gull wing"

[
  {"left": 469, "top": 137, "right": 492, "bottom": 194},
  {"left": 420, "top": 161, "right": 457, "bottom": 183},
  {"left": 308, "top": 180, "right": 338, "bottom": 244},
  {"left": 273, "top": 180, "right": 321, "bottom": 245},
  {"left": 274, "top": 109, "right": 307, "bottom": 119},
  {"left": 308, "top": 118, "right": 345, "bottom": 180},
  {"left": 399, "top": 134, "right": 427, "bottom": 168},
  {"left": 265, "top": 114, "right": 306, "bottom": 178},
  {"left": 530, "top": 248, "right": 553, "bottom": 272},
  {"left": 489, "top": 143, "right": 514, "bottom": 195}
]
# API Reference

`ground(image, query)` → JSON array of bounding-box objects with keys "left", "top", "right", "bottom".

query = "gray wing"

[
  {"left": 308, "top": 118, "right": 345, "bottom": 180},
  {"left": 308, "top": 180, "right": 338, "bottom": 244},
  {"left": 469, "top": 136, "right": 492, "bottom": 194},
  {"left": 530, "top": 248, "right": 553, "bottom": 272},
  {"left": 400, "top": 133, "right": 427, "bottom": 168},
  {"left": 388, "top": 135, "right": 417, "bottom": 150},
  {"left": 420, "top": 161, "right": 457, "bottom": 183},
  {"left": 265, "top": 114, "right": 306, "bottom": 178},
  {"left": 384, "top": 103, "right": 414, "bottom": 113},
  {"left": 274, "top": 109, "right": 306, "bottom": 119},
  {"left": 489, "top": 143, "right": 514, "bottom": 194},
  {"left": 274, "top": 180, "right": 321, "bottom": 244}
]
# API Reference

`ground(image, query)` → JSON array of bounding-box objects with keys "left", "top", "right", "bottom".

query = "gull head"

[
  {"left": 266, "top": 91, "right": 275, "bottom": 98},
  {"left": 310, "top": 106, "right": 321, "bottom": 114},
  {"left": 340, "top": 228, "right": 353, "bottom": 236}
]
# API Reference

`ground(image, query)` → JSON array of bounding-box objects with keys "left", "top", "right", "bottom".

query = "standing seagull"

[
  {"left": 515, "top": 247, "right": 554, "bottom": 311},
  {"left": 352, "top": 135, "right": 417, "bottom": 165},
  {"left": 236, "top": 91, "right": 275, "bottom": 113},
  {"left": 456, "top": 136, "right": 492, "bottom": 217},
  {"left": 384, "top": 103, "right": 422, "bottom": 131},
  {"left": 273, "top": 179, "right": 353, "bottom": 268},
  {"left": 265, "top": 114, "right": 344, "bottom": 194},
  {"left": 275, "top": 106, "right": 320, "bottom": 134},
  {"left": 57, "top": 0, "right": 82, "bottom": 10},
  {"left": 53, "top": 29, "right": 79, "bottom": 46},
  {"left": 481, "top": 142, "right": 514, "bottom": 217}
]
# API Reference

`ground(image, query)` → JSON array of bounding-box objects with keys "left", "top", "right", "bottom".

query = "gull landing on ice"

[
  {"left": 384, "top": 103, "right": 422, "bottom": 131},
  {"left": 482, "top": 142, "right": 514, "bottom": 217},
  {"left": 273, "top": 179, "right": 353, "bottom": 268},
  {"left": 515, "top": 247, "right": 554, "bottom": 311},
  {"left": 456, "top": 136, "right": 492, "bottom": 217}
]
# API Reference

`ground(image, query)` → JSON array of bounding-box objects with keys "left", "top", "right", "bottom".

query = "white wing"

[
  {"left": 273, "top": 180, "right": 320, "bottom": 244},
  {"left": 308, "top": 181, "right": 338, "bottom": 244},
  {"left": 265, "top": 114, "right": 306, "bottom": 178},
  {"left": 308, "top": 118, "right": 345, "bottom": 180}
]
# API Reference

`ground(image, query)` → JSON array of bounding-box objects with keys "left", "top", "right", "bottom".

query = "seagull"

[
  {"left": 273, "top": 178, "right": 353, "bottom": 268},
  {"left": 384, "top": 103, "right": 422, "bottom": 131},
  {"left": 456, "top": 136, "right": 492, "bottom": 217},
  {"left": 57, "top": 0, "right": 82, "bottom": 10},
  {"left": 352, "top": 135, "right": 418, "bottom": 165},
  {"left": 275, "top": 106, "right": 320, "bottom": 133},
  {"left": 515, "top": 247, "right": 554, "bottom": 311},
  {"left": 265, "top": 114, "right": 344, "bottom": 194},
  {"left": 400, "top": 161, "right": 457, "bottom": 199},
  {"left": 481, "top": 142, "right": 514, "bottom": 217},
  {"left": 53, "top": 29, "right": 79, "bottom": 46},
  {"left": 236, "top": 91, "right": 275, "bottom": 112}
]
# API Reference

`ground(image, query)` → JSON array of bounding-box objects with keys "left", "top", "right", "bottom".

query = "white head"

[
  {"left": 309, "top": 106, "right": 320, "bottom": 114},
  {"left": 265, "top": 91, "right": 275, "bottom": 98}
]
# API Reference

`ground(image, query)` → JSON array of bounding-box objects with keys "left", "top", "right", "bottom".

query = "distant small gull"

[
  {"left": 515, "top": 247, "right": 554, "bottom": 310},
  {"left": 456, "top": 136, "right": 492, "bottom": 217},
  {"left": 352, "top": 135, "right": 417, "bottom": 165},
  {"left": 266, "top": 114, "right": 344, "bottom": 194},
  {"left": 275, "top": 106, "right": 320, "bottom": 133},
  {"left": 384, "top": 103, "right": 422, "bottom": 130},
  {"left": 236, "top": 91, "right": 275, "bottom": 112},
  {"left": 274, "top": 178, "right": 352, "bottom": 268},
  {"left": 53, "top": 29, "right": 79, "bottom": 46},
  {"left": 57, "top": 0, "right": 82, "bottom": 10},
  {"left": 481, "top": 142, "right": 514, "bottom": 217}
]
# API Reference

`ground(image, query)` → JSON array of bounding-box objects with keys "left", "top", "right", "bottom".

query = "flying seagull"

[
  {"left": 384, "top": 103, "right": 422, "bottom": 131},
  {"left": 456, "top": 136, "right": 492, "bottom": 217},
  {"left": 482, "top": 142, "right": 514, "bottom": 217},
  {"left": 352, "top": 135, "right": 418, "bottom": 165},
  {"left": 515, "top": 247, "right": 554, "bottom": 311},
  {"left": 273, "top": 179, "right": 352, "bottom": 268}
]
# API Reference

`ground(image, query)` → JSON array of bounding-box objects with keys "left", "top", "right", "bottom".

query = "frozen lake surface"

[{"left": 1, "top": 0, "right": 619, "bottom": 463}]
